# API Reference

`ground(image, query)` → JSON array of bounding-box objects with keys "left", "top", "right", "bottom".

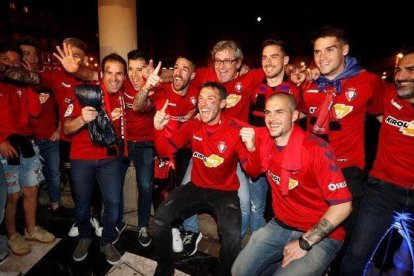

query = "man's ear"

[
  {"left": 190, "top": 72, "right": 196, "bottom": 80},
  {"left": 292, "top": 110, "right": 299, "bottom": 123},
  {"left": 283, "top": 56, "right": 290, "bottom": 66},
  {"left": 220, "top": 99, "right": 227, "bottom": 109},
  {"left": 342, "top": 44, "right": 349, "bottom": 56}
]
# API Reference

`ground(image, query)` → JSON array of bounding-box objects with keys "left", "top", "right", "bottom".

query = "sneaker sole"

[
  {"left": 25, "top": 237, "right": 56, "bottom": 244},
  {"left": 0, "top": 255, "right": 9, "bottom": 266},
  {"left": 106, "top": 258, "right": 121, "bottom": 265},
  {"left": 139, "top": 238, "right": 152, "bottom": 247},
  {"left": 188, "top": 233, "right": 203, "bottom": 256},
  {"left": 73, "top": 252, "right": 88, "bottom": 262},
  {"left": 9, "top": 247, "right": 31, "bottom": 256}
]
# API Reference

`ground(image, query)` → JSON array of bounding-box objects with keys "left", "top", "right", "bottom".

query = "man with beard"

[
  {"left": 341, "top": 49, "right": 414, "bottom": 275},
  {"left": 232, "top": 93, "right": 352, "bottom": 275},
  {"left": 248, "top": 39, "right": 300, "bottom": 234},
  {"left": 152, "top": 82, "right": 261, "bottom": 276}
]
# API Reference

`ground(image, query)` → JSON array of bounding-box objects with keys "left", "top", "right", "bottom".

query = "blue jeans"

[
  {"left": 154, "top": 182, "right": 241, "bottom": 275},
  {"left": 249, "top": 175, "right": 268, "bottom": 233},
  {"left": 0, "top": 162, "right": 6, "bottom": 223},
  {"left": 119, "top": 141, "right": 154, "bottom": 228},
  {"left": 71, "top": 158, "right": 121, "bottom": 245},
  {"left": 35, "top": 139, "right": 61, "bottom": 205},
  {"left": 232, "top": 219, "right": 342, "bottom": 276},
  {"left": 341, "top": 177, "right": 414, "bottom": 275},
  {"left": 182, "top": 161, "right": 250, "bottom": 237}
]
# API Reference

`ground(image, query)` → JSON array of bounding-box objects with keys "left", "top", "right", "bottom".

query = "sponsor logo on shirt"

[
  {"left": 193, "top": 152, "right": 224, "bottom": 168},
  {"left": 267, "top": 171, "right": 299, "bottom": 190},
  {"left": 391, "top": 98, "right": 403, "bottom": 110},
  {"left": 328, "top": 181, "right": 347, "bottom": 191},
  {"left": 345, "top": 88, "right": 357, "bottom": 101},
  {"left": 192, "top": 135, "right": 202, "bottom": 141},
  {"left": 385, "top": 116, "right": 414, "bottom": 137},
  {"left": 226, "top": 94, "right": 241, "bottom": 108},
  {"left": 334, "top": 104, "right": 353, "bottom": 119},
  {"left": 111, "top": 107, "right": 122, "bottom": 120},
  {"left": 309, "top": 107, "right": 317, "bottom": 114},
  {"left": 306, "top": 89, "right": 319, "bottom": 93},
  {"left": 61, "top": 82, "right": 71, "bottom": 88},
  {"left": 64, "top": 104, "right": 74, "bottom": 117}
]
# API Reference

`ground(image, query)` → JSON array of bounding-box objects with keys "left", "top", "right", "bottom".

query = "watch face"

[{"left": 299, "top": 236, "right": 312, "bottom": 251}]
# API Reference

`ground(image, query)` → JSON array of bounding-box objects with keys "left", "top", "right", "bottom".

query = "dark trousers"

[
  {"left": 154, "top": 182, "right": 241, "bottom": 276},
  {"left": 341, "top": 177, "right": 414, "bottom": 275}
]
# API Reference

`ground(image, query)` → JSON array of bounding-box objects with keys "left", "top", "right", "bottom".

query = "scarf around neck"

[{"left": 312, "top": 56, "right": 361, "bottom": 134}]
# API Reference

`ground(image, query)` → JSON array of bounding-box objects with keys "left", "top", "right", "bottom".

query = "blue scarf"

[{"left": 315, "top": 56, "right": 362, "bottom": 92}]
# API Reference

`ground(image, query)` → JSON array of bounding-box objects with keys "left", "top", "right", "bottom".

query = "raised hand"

[
  {"left": 143, "top": 61, "right": 162, "bottom": 90},
  {"left": 142, "top": 59, "right": 154, "bottom": 79},
  {"left": 53, "top": 43, "right": 79, "bottom": 73},
  {"left": 240, "top": 127, "right": 256, "bottom": 151},
  {"left": 154, "top": 100, "right": 170, "bottom": 130}
]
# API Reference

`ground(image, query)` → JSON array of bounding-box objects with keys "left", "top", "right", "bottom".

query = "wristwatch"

[{"left": 298, "top": 236, "right": 312, "bottom": 251}]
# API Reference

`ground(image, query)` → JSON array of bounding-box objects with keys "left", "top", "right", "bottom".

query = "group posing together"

[{"left": 0, "top": 25, "right": 413, "bottom": 276}]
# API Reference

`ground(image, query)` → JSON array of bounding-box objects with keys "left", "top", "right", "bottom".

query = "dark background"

[{"left": 1, "top": 0, "right": 413, "bottom": 72}]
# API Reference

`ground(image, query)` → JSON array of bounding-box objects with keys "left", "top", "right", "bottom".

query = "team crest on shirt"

[
  {"left": 235, "top": 82, "right": 243, "bottom": 93},
  {"left": 226, "top": 94, "right": 242, "bottom": 108},
  {"left": 16, "top": 90, "right": 22, "bottom": 98},
  {"left": 190, "top": 96, "right": 197, "bottom": 106},
  {"left": 334, "top": 104, "right": 353, "bottom": 119},
  {"left": 39, "top": 93, "right": 49, "bottom": 104},
  {"left": 193, "top": 152, "right": 224, "bottom": 168},
  {"left": 111, "top": 107, "right": 122, "bottom": 120},
  {"left": 64, "top": 104, "right": 74, "bottom": 117},
  {"left": 218, "top": 141, "right": 227, "bottom": 153},
  {"left": 345, "top": 88, "right": 357, "bottom": 101}
]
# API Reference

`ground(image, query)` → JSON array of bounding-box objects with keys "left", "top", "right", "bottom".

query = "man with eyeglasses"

[{"left": 178, "top": 40, "right": 265, "bottom": 255}]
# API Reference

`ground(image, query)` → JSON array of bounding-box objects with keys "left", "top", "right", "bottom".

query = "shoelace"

[
  {"left": 183, "top": 234, "right": 195, "bottom": 245},
  {"left": 139, "top": 228, "right": 148, "bottom": 237}
]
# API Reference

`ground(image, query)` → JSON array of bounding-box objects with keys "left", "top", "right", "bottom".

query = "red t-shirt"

[
  {"left": 301, "top": 71, "right": 384, "bottom": 169},
  {"left": 258, "top": 126, "right": 352, "bottom": 240},
  {"left": 30, "top": 82, "right": 58, "bottom": 139},
  {"left": 64, "top": 85, "right": 122, "bottom": 160},
  {"left": 123, "top": 79, "right": 155, "bottom": 142},
  {"left": 40, "top": 69, "right": 84, "bottom": 141},
  {"left": 0, "top": 82, "right": 40, "bottom": 143},
  {"left": 151, "top": 82, "right": 199, "bottom": 154},
  {"left": 370, "top": 86, "right": 414, "bottom": 189},
  {"left": 154, "top": 115, "right": 261, "bottom": 190},
  {"left": 250, "top": 81, "right": 300, "bottom": 126},
  {"left": 194, "top": 67, "right": 265, "bottom": 122}
]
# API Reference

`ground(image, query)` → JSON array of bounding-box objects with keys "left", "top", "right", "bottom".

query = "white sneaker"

[
  {"left": 90, "top": 218, "right": 103, "bottom": 237},
  {"left": 68, "top": 223, "right": 79, "bottom": 237},
  {"left": 172, "top": 228, "right": 183, "bottom": 253}
]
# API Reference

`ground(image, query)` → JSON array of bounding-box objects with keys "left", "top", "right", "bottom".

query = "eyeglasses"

[{"left": 214, "top": 58, "right": 238, "bottom": 67}]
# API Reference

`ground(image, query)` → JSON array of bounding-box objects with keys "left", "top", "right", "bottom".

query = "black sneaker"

[
  {"left": 138, "top": 227, "right": 152, "bottom": 247},
  {"left": 154, "top": 263, "right": 174, "bottom": 276},
  {"left": 73, "top": 239, "right": 92, "bottom": 261},
  {"left": 51, "top": 206, "right": 73, "bottom": 219},
  {"left": 183, "top": 231, "right": 202, "bottom": 256},
  {"left": 100, "top": 244, "right": 121, "bottom": 265}
]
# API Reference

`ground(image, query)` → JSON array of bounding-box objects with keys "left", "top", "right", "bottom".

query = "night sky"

[{"left": 3, "top": 0, "right": 413, "bottom": 71}]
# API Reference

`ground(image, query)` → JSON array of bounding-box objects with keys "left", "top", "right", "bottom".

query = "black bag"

[{"left": 75, "top": 85, "right": 116, "bottom": 147}]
